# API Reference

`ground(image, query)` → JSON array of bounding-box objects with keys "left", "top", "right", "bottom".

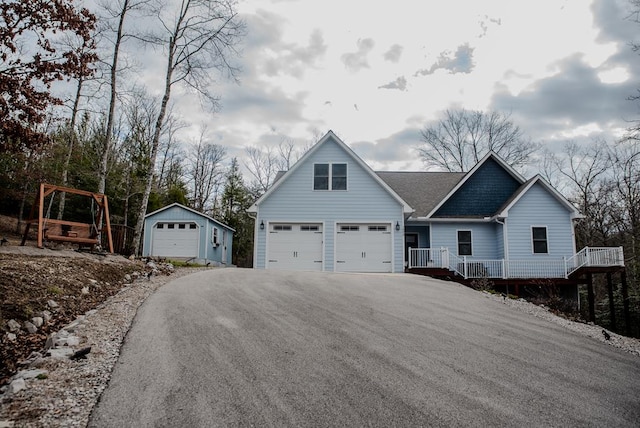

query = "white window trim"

[
  {"left": 313, "top": 162, "right": 348, "bottom": 191},
  {"left": 531, "top": 225, "right": 549, "bottom": 255},
  {"left": 212, "top": 227, "right": 219, "bottom": 246},
  {"left": 456, "top": 229, "right": 473, "bottom": 256}
]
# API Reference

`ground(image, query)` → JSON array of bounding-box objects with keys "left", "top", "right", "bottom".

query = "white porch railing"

[{"left": 408, "top": 246, "right": 624, "bottom": 279}]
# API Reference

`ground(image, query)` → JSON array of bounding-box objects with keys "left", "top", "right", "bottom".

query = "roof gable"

[
  {"left": 248, "top": 131, "right": 413, "bottom": 214},
  {"left": 428, "top": 152, "right": 525, "bottom": 218},
  {"left": 145, "top": 203, "right": 235, "bottom": 231},
  {"left": 497, "top": 175, "right": 582, "bottom": 219}
]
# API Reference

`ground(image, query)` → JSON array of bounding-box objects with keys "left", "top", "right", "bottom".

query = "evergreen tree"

[{"left": 220, "top": 158, "right": 254, "bottom": 267}]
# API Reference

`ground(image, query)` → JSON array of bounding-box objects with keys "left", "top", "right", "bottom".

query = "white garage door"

[
  {"left": 151, "top": 222, "right": 199, "bottom": 258},
  {"left": 267, "top": 223, "right": 323, "bottom": 271},
  {"left": 336, "top": 224, "right": 392, "bottom": 272}
]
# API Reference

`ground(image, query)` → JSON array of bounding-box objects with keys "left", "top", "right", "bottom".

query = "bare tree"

[
  {"left": 131, "top": 0, "right": 245, "bottom": 255},
  {"left": 244, "top": 146, "right": 279, "bottom": 195},
  {"left": 554, "top": 140, "right": 614, "bottom": 247},
  {"left": 96, "top": 0, "right": 155, "bottom": 195},
  {"left": 418, "top": 109, "right": 539, "bottom": 172},
  {"left": 187, "top": 132, "right": 226, "bottom": 212}
]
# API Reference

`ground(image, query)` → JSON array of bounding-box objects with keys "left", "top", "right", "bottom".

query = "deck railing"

[{"left": 408, "top": 246, "right": 624, "bottom": 279}]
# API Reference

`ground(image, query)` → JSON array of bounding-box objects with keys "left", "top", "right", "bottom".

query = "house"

[
  {"left": 248, "top": 131, "right": 624, "bottom": 294},
  {"left": 143, "top": 203, "right": 234, "bottom": 266}
]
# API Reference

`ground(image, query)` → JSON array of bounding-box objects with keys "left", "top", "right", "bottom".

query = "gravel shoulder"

[{"left": 1, "top": 266, "right": 639, "bottom": 427}]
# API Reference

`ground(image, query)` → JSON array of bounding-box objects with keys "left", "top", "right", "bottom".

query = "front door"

[{"left": 404, "top": 233, "right": 418, "bottom": 268}]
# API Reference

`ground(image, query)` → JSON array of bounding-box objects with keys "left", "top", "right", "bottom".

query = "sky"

[{"left": 114, "top": 0, "right": 640, "bottom": 172}]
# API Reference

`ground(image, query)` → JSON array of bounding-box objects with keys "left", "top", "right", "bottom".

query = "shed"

[{"left": 142, "top": 203, "right": 234, "bottom": 266}]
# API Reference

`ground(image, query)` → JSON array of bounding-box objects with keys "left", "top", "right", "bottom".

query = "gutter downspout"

[{"left": 495, "top": 217, "right": 507, "bottom": 279}]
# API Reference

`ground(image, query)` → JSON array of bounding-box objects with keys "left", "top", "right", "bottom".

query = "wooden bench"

[{"left": 43, "top": 219, "right": 99, "bottom": 246}]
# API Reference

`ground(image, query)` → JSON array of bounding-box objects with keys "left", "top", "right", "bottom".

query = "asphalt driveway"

[{"left": 89, "top": 269, "right": 640, "bottom": 427}]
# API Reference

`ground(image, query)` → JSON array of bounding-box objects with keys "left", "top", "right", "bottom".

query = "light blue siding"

[
  {"left": 143, "top": 205, "right": 233, "bottom": 265},
  {"left": 506, "top": 183, "right": 575, "bottom": 260},
  {"left": 255, "top": 137, "right": 405, "bottom": 272},
  {"left": 430, "top": 222, "right": 500, "bottom": 259}
]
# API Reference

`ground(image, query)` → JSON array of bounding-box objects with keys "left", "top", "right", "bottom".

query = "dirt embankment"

[{"left": 0, "top": 216, "right": 154, "bottom": 385}]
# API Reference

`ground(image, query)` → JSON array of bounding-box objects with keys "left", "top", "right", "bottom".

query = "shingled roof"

[{"left": 376, "top": 171, "right": 466, "bottom": 218}]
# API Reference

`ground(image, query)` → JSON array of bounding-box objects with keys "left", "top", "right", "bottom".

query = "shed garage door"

[
  {"left": 267, "top": 223, "right": 323, "bottom": 271},
  {"left": 336, "top": 223, "right": 392, "bottom": 272},
  {"left": 151, "top": 222, "right": 199, "bottom": 258}
]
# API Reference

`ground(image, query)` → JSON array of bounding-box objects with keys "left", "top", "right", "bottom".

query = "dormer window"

[{"left": 314, "top": 163, "right": 347, "bottom": 191}]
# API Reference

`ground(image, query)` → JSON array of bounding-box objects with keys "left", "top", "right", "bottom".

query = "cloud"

[
  {"left": 415, "top": 43, "right": 475, "bottom": 76},
  {"left": 243, "top": 11, "right": 327, "bottom": 79},
  {"left": 378, "top": 76, "right": 407, "bottom": 91},
  {"left": 490, "top": 54, "right": 637, "bottom": 143},
  {"left": 383, "top": 44, "right": 403, "bottom": 63},
  {"left": 341, "top": 38, "right": 375, "bottom": 72},
  {"left": 478, "top": 15, "right": 501, "bottom": 38},
  {"left": 352, "top": 127, "right": 421, "bottom": 164}
]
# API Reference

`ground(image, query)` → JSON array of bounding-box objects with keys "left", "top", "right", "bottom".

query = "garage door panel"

[
  {"left": 267, "top": 224, "right": 323, "bottom": 271},
  {"left": 336, "top": 224, "right": 392, "bottom": 273},
  {"left": 152, "top": 223, "right": 199, "bottom": 258}
]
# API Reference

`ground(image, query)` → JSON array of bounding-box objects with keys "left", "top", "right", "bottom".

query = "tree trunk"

[
  {"left": 131, "top": 37, "right": 175, "bottom": 256},
  {"left": 98, "top": 0, "right": 129, "bottom": 195},
  {"left": 57, "top": 76, "right": 84, "bottom": 219}
]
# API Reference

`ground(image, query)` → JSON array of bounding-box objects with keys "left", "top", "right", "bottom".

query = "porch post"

[
  {"left": 606, "top": 272, "right": 616, "bottom": 331},
  {"left": 501, "top": 259, "right": 506, "bottom": 279},
  {"left": 621, "top": 270, "right": 631, "bottom": 336},
  {"left": 463, "top": 256, "right": 467, "bottom": 279},
  {"left": 442, "top": 247, "right": 448, "bottom": 270},
  {"left": 408, "top": 247, "right": 412, "bottom": 269},
  {"left": 586, "top": 273, "right": 595, "bottom": 323}
]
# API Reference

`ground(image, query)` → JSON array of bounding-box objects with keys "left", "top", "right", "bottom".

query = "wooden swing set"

[{"left": 20, "top": 183, "right": 114, "bottom": 253}]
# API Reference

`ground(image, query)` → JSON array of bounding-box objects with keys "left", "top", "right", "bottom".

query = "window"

[
  {"left": 167, "top": 223, "right": 175, "bottom": 229},
  {"left": 300, "top": 225, "right": 319, "bottom": 231},
  {"left": 340, "top": 225, "right": 359, "bottom": 231},
  {"left": 368, "top": 225, "right": 388, "bottom": 231},
  {"left": 273, "top": 225, "right": 292, "bottom": 231},
  {"left": 314, "top": 163, "right": 347, "bottom": 190},
  {"left": 532, "top": 227, "right": 548, "bottom": 254},
  {"left": 314, "top": 164, "right": 329, "bottom": 190},
  {"left": 178, "top": 223, "right": 186, "bottom": 229},
  {"left": 189, "top": 224, "right": 197, "bottom": 229},
  {"left": 457, "top": 230, "right": 472, "bottom": 256},
  {"left": 332, "top": 163, "right": 347, "bottom": 190},
  {"left": 213, "top": 228, "right": 219, "bottom": 245},
  {"left": 157, "top": 223, "right": 164, "bottom": 229}
]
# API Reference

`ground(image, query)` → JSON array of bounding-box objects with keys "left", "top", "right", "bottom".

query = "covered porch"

[{"left": 407, "top": 246, "right": 625, "bottom": 280}]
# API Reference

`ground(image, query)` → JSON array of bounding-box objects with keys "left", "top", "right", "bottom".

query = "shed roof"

[{"left": 145, "top": 203, "right": 235, "bottom": 232}]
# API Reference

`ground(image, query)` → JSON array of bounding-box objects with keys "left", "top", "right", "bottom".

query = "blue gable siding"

[
  {"left": 434, "top": 158, "right": 521, "bottom": 217},
  {"left": 255, "top": 136, "right": 405, "bottom": 271},
  {"left": 430, "top": 222, "right": 500, "bottom": 259},
  {"left": 506, "top": 182, "right": 575, "bottom": 259}
]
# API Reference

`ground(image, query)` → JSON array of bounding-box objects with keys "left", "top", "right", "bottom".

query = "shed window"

[
  {"left": 532, "top": 227, "right": 548, "bottom": 254},
  {"left": 457, "top": 230, "right": 472, "bottom": 256},
  {"left": 167, "top": 223, "right": 175, "bottom": 229},
  {"left": 157, "top": 223, "right": 164, "bottom": 229},
  {"left": 213, "top": 228, "right": 219, "bottom": 245},
  {"left": 178, "top": 223, "right": 186, "bottom": 229},
  {"left": 189, "top": 224, "right": 197, "bottom": 229},
  {"left": 314, "top": 163, "right": 347, "bottom": 190}
]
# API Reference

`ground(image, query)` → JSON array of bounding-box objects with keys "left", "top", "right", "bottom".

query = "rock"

[
  {"left": 4, "top": 332, "right": 16, "bottom": 342},
  {"left": 31, "top": 317, "right": 44, "bottom": 328},
  {"left": 124, "top": 274, "right": 132, "bottom": 282},
  {"left": 45, "top": 334, "right": 55, "bottom": 350},
  {"left": 23, "top": 321, "right": 37, "bottom": 334},
  {"left": 8, "top": 378, "right": 26, "bottom": 395},
  {"left": 17, "top": 369, "right": 48, "bottom": 380},
  {"left": 147, "top": 261, "right": 157, "bottom": 269},
  {"left": 66, "top": 335, "right": 81, "bottom": 347},
  {"left": 47, "top": 299, "right": 59, "bottom": 309},
  {"left": 88, "top": 279, "right": 98, "bottom": 285},
  {"left": 47, "top": 347, "right": 74, "bottom": 359},
  {"left": 81, "top": 286, "right": 90, "bottom": 294},
  {"left": 35, "top": 310, "right": 52, "bottom": 323},
  {"left": 7, "top": 319, "right": 21, "bottom": 332}
]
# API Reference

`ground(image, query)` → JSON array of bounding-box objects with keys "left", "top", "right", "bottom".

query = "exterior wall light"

[
  {"left": 260, "top": 220, "right": 265, "bottom": 230},
  {"left": 396, "top": 221, "right": 401, "bottom": 231}
]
